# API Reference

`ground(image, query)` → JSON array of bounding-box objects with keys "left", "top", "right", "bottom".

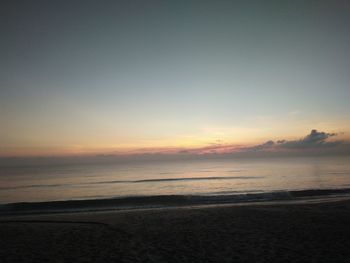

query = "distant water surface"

[{"left": 0, "top": 156, "right": 350, "bottom": 204}]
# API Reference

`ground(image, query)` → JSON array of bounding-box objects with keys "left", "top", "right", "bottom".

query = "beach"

[
  {"left": 1, "top": 199, "right": 350, "bottom": 262},
  {"left": 3, "top": 0, "right": 350, "bottom": 262}
]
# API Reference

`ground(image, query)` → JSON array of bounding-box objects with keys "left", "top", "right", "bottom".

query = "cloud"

[
  {"left": 242, "top": 129, "right": 343, "bottom": 154},
  {"left": 146, "top": 130, "right": 345, "bottom": 157},
  {"left": 2, "top": 130, "right": 348, "bottom": 167},
  {"left": 244, "top": 140, "right": 275, "bottom": 152},
  {"left": 176, "top": 144, "right": 240, "bottom": 155},
  {"left": 277, "top": 129, "right": 339, "bottom": 148}
]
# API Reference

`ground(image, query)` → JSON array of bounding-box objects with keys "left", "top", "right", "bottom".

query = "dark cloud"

[
  {"left": 242, "top": 130, "right": 342, "bottom": 153},
  {"left": 278, "top": 129, "right": 339, "bottom": 148}
]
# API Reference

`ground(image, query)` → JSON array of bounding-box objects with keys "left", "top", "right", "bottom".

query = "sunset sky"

[{"left": 1, "top": 0, "right": 350, "bottom": 157}]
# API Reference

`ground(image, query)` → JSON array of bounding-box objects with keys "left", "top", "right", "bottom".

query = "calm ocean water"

[{"left": 1, "top": 156, "right": 350, "bottom": 204}]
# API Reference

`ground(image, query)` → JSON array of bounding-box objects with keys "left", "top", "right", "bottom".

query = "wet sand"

[{"left": 1, "top": 199, "right": 350, "bottom": 262}]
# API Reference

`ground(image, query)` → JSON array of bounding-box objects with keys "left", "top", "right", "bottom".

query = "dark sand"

[{"left": 1, "top": 199, "right": 350, "bottom": 262}]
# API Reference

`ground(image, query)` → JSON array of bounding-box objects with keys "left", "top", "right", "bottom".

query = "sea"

[{"left": 1, "top": 156, "right": 350, "bottom": 213}]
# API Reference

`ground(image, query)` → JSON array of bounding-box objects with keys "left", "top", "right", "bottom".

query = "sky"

[{"left": 1, "top": 0, "right": 350, "bottom": 158}]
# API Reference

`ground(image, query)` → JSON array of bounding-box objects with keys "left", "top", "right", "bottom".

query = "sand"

[{"left": 1, "top": 199, "right": 350, "bottom": 262}]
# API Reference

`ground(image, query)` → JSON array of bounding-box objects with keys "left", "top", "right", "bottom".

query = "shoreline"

[{"left": 2, "top": 187, "right": 350, "bottom": 217}]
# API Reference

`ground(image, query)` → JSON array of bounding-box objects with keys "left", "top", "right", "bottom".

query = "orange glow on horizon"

[{"left": 1, "top": 127, "right": 349, "bottom": 158}]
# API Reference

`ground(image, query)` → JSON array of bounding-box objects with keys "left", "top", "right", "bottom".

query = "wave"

[
  {"left": 0, "top": 176, "right": 262, "bottom": 190},
  {"left": 1, "top": 188, "right": 350, "bottom": 216},
  {"left": 96, "top": 176, "right": 262, "bottom": 184}
]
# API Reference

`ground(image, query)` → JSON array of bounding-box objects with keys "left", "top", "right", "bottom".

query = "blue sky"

[{"left": 1, "top": 0, "right": 350, "bottom": 157}]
